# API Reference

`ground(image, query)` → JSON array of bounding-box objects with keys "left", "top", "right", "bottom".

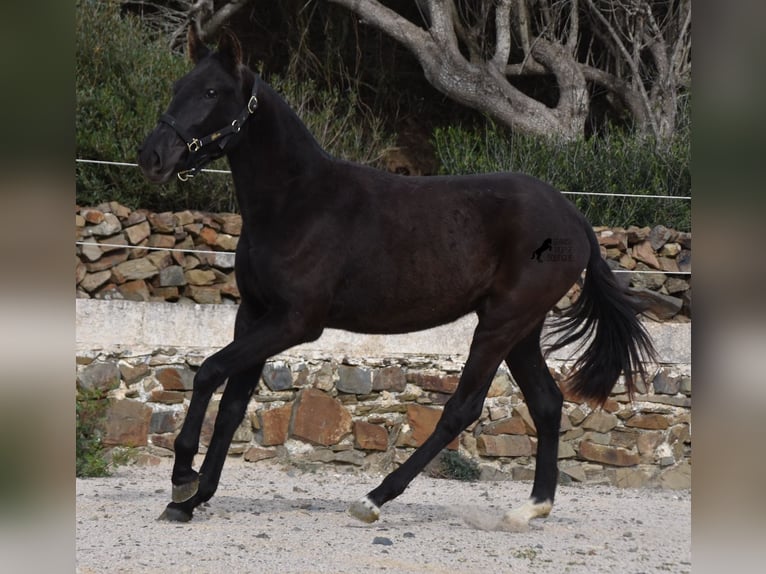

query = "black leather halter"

[{"left": 159, "top": 80, "right": 259, "bottom": 181}]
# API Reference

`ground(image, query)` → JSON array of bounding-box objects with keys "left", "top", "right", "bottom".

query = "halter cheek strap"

[{"left": 159, "top": 80, "right": 259, "bottom": 181}]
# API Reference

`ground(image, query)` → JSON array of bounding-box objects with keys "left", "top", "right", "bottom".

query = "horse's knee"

[
  {"left": 194, "top": 358, "right": 225, "bottom": 392},
  {"left": 173, "top": 433, "right": 198, "bottom": 459}
]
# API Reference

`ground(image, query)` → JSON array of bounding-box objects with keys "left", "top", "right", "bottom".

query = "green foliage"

[
  {"left": 76, "top": 0, "right": 236, "bottom": 212},
  {"left": 427, "top": 450, "right": 481, "bottom": 481},
  {"left": 76, "top": 0, "right": 394, "bottom": 212},
  {"left": 76, "top": 388, "right": 111, "bottom": 478},
  {"left": 433, "top": 114, "right": 691, "bottom": 230},
  {"left": 109, "top": 446, "right": 139, "bottom": 466},
  {"left": 268, "top": 75, "right": 394, "bottom": 167}
]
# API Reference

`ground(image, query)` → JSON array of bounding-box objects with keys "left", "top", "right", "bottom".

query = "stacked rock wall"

[
  {"left": 76, "top": 307, "right": 691, "bottom": 490},
  {"left": 75, "top": 202, "right": 691, "bottom": 320}
]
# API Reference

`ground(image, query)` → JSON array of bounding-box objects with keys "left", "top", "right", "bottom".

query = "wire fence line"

[
  {"left": 75, "top": 158, "right": 692, "bottom": 200},
  {"left": 75, "top": 240, "right": 225, "bottom": 257},
  {"left": 76, "top": 158, "right": 232, "bottom": 175}
]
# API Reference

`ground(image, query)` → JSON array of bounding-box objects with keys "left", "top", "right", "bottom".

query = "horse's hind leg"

[
  {"left": 501, "top": 322, "right": 563, "bottom": 531},
  {"left": 159, "top": 366, "right": 261, "bottom": 522},
  {"left": 349, "top": 313, "right": 523, "bottom": 523}
]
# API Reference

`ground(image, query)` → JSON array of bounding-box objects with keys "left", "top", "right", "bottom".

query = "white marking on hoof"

[
  {"left": 499, "top": 499, "right": 553, "bottom": 532},
  {"left": 348, "top": 496, "right": 380, "bottom": 523}
]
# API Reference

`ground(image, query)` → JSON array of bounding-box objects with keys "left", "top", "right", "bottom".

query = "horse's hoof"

[
  {"left": 171, "top": 477, "right": 199, "bottom": 503},
  {"left": 348, "top": 496, "right": 380, "bottom": 523},
  {"left": 498, "top": 499, "right": 552, "bottom": 532},
  {"left": 157, "top": 504, "right": 193, "bottom": 523}
]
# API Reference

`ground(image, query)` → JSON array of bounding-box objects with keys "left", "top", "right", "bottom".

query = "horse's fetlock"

[
  {"left": 196, "top": 473, "right": 218, "bottom": 502},
  {"left": 171, "top": 466, "right": 199, "bottom": 486}
]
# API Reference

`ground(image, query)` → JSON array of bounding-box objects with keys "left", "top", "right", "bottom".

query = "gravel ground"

[{"left": 76, "top": 458, "right": 690, "bottom": 574}]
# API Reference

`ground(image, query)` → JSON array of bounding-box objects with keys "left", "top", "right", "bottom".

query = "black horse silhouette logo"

[{"left": 531, "top": 238, "right": 553, "bottom": 262}]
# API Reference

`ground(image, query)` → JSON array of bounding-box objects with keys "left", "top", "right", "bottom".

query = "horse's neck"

[{"left": 227, "top": 80, "right": 329, "bottom": 217}]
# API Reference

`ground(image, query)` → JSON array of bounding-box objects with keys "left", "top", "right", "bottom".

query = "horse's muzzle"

[{"left": 137, "top": 125, "right": 187, "bottom": 184}]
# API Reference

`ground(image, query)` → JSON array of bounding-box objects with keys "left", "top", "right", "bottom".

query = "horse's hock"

[{"left": 76, "top": 295, "right": 691, "bottom": 490}]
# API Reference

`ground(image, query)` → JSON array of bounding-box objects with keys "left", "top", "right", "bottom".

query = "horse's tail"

[{"left": 545, "top": 223, "right": 656, "bottom": 405}]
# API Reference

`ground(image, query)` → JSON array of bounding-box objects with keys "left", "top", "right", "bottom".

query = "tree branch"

[
  {"left": 583, "top": 0, "right": 659, "bottom": 136},
  {"left": 670, "top": 1, "right": 692, "bottom": 83},
  {"left": 328, "top": 0, "right": 432, "bottom": 55},
  {"left": 505, "top": 60, "right": 546, "bottom": 76},
  {"left": 566, "top": 0, "right": 579, "bottom": 54},
  {"left": 196, "top": 0, "right": 252, "bottom": 40},
  {"left": 492, "top": 0, "right": 513, "bottom": 69},
  {"left": 531, "top": 38, "right": 588, "bottom": 120},
  {"left": 425, "top": 0, "right": 462, "bottom": 58},
  {"left": 580, "top": 63, "right": 648, "bottom": 129},
  {"left": 515, "top": 0, "right": 532, "bottom": 61}
]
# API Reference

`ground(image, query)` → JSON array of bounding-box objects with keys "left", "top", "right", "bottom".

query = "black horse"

[{"left": 138, "top": 29, "right": 654, "bottom": 528}]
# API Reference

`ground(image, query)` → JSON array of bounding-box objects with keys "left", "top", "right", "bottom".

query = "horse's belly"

[
  {"left": 326, "top": 308, "right": 469, "bottom": 335},
  {"left": 325, "top": 282, "right": 481, "bottom": 335}
]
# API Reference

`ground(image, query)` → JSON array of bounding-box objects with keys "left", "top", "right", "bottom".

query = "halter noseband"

[{"left": 159, "top": 80, "right": 259, "bottom": 181}]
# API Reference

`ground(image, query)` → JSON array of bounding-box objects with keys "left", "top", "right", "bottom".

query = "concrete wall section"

[{"left": 76, "top": 299, "right": 690, "bottom": 365}]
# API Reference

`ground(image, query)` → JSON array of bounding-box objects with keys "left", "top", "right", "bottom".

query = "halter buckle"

[
  {"left": 187, "top": 138, "right": 202, "bottom": 153},
  {"left": 177, "top": 169, "right": 196, "bottom": 181},
  {"left": 247, "top": 95, "right": 259, "bottom": 114}
]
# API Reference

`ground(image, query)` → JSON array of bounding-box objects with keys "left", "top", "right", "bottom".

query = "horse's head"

[{"left": 138, "top": 27, "right": 257, "bottom": 183}]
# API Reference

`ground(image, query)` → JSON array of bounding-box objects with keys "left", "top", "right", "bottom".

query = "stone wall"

[
  {"left": 76, "top": 300, "right": 691, "bottom": 490},
  {"left": 75, "top": 202, "right": 692, "bottom": 321}
]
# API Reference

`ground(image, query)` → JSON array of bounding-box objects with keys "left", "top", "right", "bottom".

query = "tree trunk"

[{"left": 330, "top": 0, "right": 588, "bottom": 141}]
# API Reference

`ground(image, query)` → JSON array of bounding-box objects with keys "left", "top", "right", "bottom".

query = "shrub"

[
  {"left": 268, "top": 75, "right": 393, "bottom": 168},
  {"left": 427, "top": 450, "right": 481, "bottom": 481},
  {"left": 433, "top": 113, "right": 690, "bottom": 230},
  {"left": 76, "top": 0, "right": 394, "bottom": 212},
  {"left": 76, "top": 388, "right": 111, "bottom": 478}
]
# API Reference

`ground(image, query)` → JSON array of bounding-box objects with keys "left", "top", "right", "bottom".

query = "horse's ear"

[
  {"left": 218, "top": 29, "right": 242, "bottom": 75},
  {"left": 187, "top": 24, "right": 210, "bottom": 64}
]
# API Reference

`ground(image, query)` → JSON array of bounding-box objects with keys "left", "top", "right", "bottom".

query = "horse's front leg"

[
  {"left": 159, "top": 366, "right": 262, "bottom": 522},
  {"left": 164, "top": 355, "right": 223, "bottom": 507},
  {"left": 157, "top": 308, "right": 323, "bottom": 522}
]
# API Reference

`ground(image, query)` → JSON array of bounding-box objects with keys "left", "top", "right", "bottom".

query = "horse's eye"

[{"left": 205, "top": 89, "right": 218, "bottom": 99}]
